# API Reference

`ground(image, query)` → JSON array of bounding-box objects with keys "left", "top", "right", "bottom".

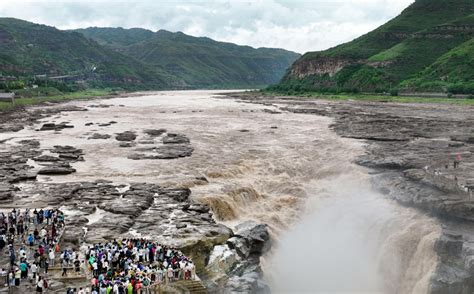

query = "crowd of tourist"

[
  {"left": 83, "top": 239, "right": 196, "bottom": 293},
  {"left": 1, "top": 209, "right": 199, "bottom": 293},
  {"left": 0, "top": 208, "right": 66, "bottom": 292}
]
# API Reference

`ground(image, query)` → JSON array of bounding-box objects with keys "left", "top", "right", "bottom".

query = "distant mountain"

[
  {"left": 0, "top": 18, "right": 177, "bottom": 89},
  {"left": 75, "top": 27, "right": 301, "bottom": 88},
  {"left": 0, "top": 18, "right": 300, "bottom": 90},
  {"left": 275, "top": 0, "right": 474, "bottom": 94},
  {"left": 74, "top": 27, "right": 155, "bottom": 48}
]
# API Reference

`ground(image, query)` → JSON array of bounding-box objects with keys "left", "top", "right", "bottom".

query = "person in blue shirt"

[{"left": 27, "top": 234, "right": 34, "bottom": 246}]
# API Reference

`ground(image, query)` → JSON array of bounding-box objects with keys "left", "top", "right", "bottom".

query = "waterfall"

[{"left": 267, "top": 172, "right": 440, "bottom": 294}]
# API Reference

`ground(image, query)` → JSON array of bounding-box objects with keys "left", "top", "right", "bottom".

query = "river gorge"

[{"left": 0, "top": 90, "right": 472, "bottom": 293}]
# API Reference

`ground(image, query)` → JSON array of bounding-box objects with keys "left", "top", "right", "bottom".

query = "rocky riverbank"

[
  {"left": 0, "top": 98, "right": 271, "bottom": 293},
  {"left": 229, "top": 92, "right": 474, "bottom": 293}
]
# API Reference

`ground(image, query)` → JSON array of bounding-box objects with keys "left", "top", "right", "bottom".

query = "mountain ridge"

[
  {"left": 0, "top": 18, "right": 300, "bottom": 91},
  {"left": 75, "top": 27, "right": 300, "bottom": 88},
  {"left": 274, "top": 0, "right": 474, "bottom": 94}
]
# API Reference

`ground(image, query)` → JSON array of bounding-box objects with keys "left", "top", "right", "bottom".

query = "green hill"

[
  {"left": 74, "top": 27, "right": 155, "bottom": 47},
  {"left": 0, "top": 18, "right": 177, "bottom": 90},
  {"left": 75, "top": 27, "right": 301, "bottom": 88},
  {"left": 0, "top": 18, "right": 299, "bottom": 91},
  {"left": 275, "top": 0, "right": 474, "bottom": 94}
]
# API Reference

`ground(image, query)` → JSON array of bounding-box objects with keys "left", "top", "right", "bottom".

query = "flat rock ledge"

[
  {"left": 115, "top": 131, "right": 137, "bottom": 141},
  {"left": 128, "top": 131, "right": 194, "bottom": 160},
  {"left": 39, "top": 122, "right": 74, "bottom": 131}
]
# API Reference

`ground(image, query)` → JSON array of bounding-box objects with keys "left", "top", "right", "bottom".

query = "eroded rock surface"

[
  {"left": 128, "top": 132, "right": 194, "bottom": 160},
  {"left": 39, "top": 122, "right": 74, "bottom": 131},
  {"left": 205, "top": 221, "right": 271, "bottom": 294},
  {"left": 163, "top": 133, "right": 190, "bottom": 144},
  {"left": 0, "top": 105, "right": 86, "bottom": 133},
  {"left": 0, "top": 101, "right": 231, "bottom": 292},
  {"left": 88, "top": 133, "right": 111, "bottom": 140},
  {"left": 38, "top": 164, "right": 76, "bottom": 175},
  {"left": 144, "top": 129, "right": 167, "bottom": 137},
  {"left": 0, "top": 140, "right": 40, "bottom": 186},
  {"left": 129, "top": 145, "right": 194, "bottom": 160},
  {"left": 115, "top": 131, "right": 137, "bottom": 141}
]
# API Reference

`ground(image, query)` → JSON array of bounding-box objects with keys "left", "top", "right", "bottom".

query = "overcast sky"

[{"left": 0, "top": 0, "right": 414, "bottom": 53}]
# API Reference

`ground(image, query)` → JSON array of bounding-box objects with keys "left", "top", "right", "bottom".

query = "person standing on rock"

[
  {"left": 19, "top": 259, "right": 28, "bottom": 279},
  {"left": 33, "top": 209, "right": 38, "bottom": 227},
  {"left": 48, "top": 249, "right": 55, "bottom": 267},
  {"left": 74, "top": 258, "right": 81, "bottom": 275},
  {"left": 0, "top": 268, "right": 6, "bottom": 287},
  {"left": 51, "top": 224, "right": 57, "bottom": 239},
  {"left": 8, "top": 224, "right": 15, "bottom": 237},
  {"left": 99, "top": 283, "right": 107, "bottom": 294},
  {"left": 8, "top": 270, "right": 14, "bottom": 287},
  {"left": 10, "top": 209, "right": 16, "bottom": 226},
  {"left": 27, "top": 233, "right": 34, "bottom": 247},
  {"left": 189, "top": 261, "right": 195, "bottom": 280},
  {"left": 40, "top": 227, "right": 47, "bottom": 240},
  {"left": 36, "top": 276, "right": 43, "bottom": 293},
  {"left": 24, "top": 209, "right": 30, "bottom": 224},
  {"left": 30, "top": 262, "right": 38, "bottom": 281},
  {"left": 14, "top": 267, "right": 21, "bottom": 286},
  {"left": 38, "top": 209, "right": 44, "bottom": 225},
  {"left": 44, "top": 210, "right": 50, "bottom": 225},
  {"left": 17, "top": 218, "right": 24, "bottom": 242},
  {"left": 178, "top": 259, "right": 186, "bottom": 280},
  {"left": 0, "top": 235, "right": 4, "bottom": 251},
  {"left": 127, "top": 281, "right": 133, "bottom": 294},
  {"left": 156, "top": 267, "right": 162, "bottom": 284},
  {"left": 454, "top": 154, "right": 462, "bottom": 168},
  {"left": 44, "top": 259, "right": 49, "bottom": 275},
  {"left": 61, "top": 258, "right": 68, "bottom": 277},
  {"left": 33, "top": 228, "right": 39, "bottom": 243},
  {"left": 8, "top": 245, "right": 16, "bottom": 266},
  {"left": 167, "top": 266, "right": 174, "bottom": 283}
]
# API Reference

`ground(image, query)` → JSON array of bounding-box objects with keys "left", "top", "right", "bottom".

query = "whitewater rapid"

[{"left": 0, "top": 90, "right": 440, "bottom": 293}]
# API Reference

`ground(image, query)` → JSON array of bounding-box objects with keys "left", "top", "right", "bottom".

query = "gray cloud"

[{"left": 0, "top": 0, "right": 414, "bottom": 53}]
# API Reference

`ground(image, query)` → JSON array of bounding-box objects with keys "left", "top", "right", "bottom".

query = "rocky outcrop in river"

[{"left": 0, "top": 100, "right": 268, "bottom": 293}]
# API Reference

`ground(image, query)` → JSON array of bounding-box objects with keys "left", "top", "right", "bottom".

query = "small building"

[{"left": 0, "top": 92, "right": 15, "bottom": 103}]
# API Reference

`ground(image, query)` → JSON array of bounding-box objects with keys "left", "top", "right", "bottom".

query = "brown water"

[{"left": 0, "top": 90, "right": 440, "bottom": 293}]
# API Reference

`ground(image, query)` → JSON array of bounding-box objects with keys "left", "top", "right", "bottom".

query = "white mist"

[{"left": 268, "top": 173, "right": 440, "bottom": 294}]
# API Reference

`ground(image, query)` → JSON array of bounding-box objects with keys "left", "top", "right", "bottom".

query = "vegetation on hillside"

[
  {"left": 74, "top": 27, "right": 155, "bottom": 47},
  {"left": 276, "top": 0, "right": 474, "bottom": 95},
  {"left": 0, "top": 18, "right": 300, "bottom": 94},
  {"left": 0, "top": 18, "right": 176, "bottom": 90},
  {"left": 75, "top": 28, "right": 300, "bottom": 88},
  {"left": 401, "top": 38, "right": 474, "bottom": 94}
]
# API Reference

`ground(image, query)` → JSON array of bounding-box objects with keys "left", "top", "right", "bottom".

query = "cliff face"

[
  {"left": 276, "top": 0, "right": 474, "bottom": 94},
  {"left": 288, "top": 57, "right": 356, "bottom": 78}
]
